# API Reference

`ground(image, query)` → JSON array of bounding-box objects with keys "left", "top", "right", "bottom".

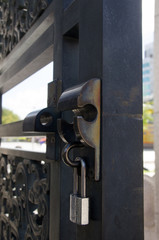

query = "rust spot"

[{"left": 121, "top": 87, "right": 140, "bottom": 107}]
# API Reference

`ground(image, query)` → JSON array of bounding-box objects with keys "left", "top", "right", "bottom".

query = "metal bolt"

[{"left": 51, "top": 137, "right": 55, "bottom": 144}]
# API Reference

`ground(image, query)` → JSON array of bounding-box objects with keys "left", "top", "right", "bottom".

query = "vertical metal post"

[
  {"left": 50, "top": 0, "right": 77, "bottom": 239},
  {"left": 49, "top": 1, "right": 62, "bottom": 239},
  {"left": 101, "top": 1, "right": 143, "bottom": 239},
  {"left": 78, "top": 0, "right": 143, "bottom": 239}
]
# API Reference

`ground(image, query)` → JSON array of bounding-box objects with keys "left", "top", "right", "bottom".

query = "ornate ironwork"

[
  {"left": 0, "top": 0, "right": 52, "bottom": 60},
  {"left": 0, "top": 154, "right": 49, "bottom": 239}
]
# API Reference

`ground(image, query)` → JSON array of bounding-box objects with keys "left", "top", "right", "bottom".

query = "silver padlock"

[{"left": 70, "top": 157, "right": 89, "bottom": 225}]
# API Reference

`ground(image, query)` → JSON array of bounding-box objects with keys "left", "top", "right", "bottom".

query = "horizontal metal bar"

[
  {"left": 0, "top": 121, "right": 47, "bottom": 137},
  {"left": 0, "top": 147, "right": 46, "bottom": 161},
  {"left": 63, "top": 0, "right": 79, "bottom": 34},
  {"left": 0, "top": 1, "right": 55, "bottom": 93}
]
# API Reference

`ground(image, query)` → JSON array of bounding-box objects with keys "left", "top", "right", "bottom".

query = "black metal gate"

[{"left": 0, "top": 0, "right": 144, "bottom": 239}]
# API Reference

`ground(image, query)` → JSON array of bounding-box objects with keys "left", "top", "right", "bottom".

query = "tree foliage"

[
  {"left": 143, "top": 101, "right": 154, "bottom": 130},
  {"left": 2, "top": 108, "right": 20, "bottom": 124}
]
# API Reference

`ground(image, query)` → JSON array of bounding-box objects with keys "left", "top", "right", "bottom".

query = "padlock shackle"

[
  {"left": 81, "top": 159, "right": 86, "bottom": 198},
  {"left": 62, "top": 143, "right": 84, "bottom": 168},
  {"left": 75, "top": 157, "right": 86, "bottom": 198},
  {"left": 73, "top": 168, "right": 79, "bottom": 195}
]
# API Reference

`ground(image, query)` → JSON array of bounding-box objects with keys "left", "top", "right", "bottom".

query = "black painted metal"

[
  {"left": 0, "top": 1, "right": 54, "bottom": 94},
  {"left": 0, "top": 2, "right": 53, "bottom": 239},
  {"left": 0, "top": 154, "right": 49, "bottom": 239},
  {"left": 0, "top": 0, "right": 53, "bottom": 60},
  {"left": 0, "top": 121, "right": 46, "bottom": 137},
  {"left": 0, "top": 147, "right": 46, "bottom": 161},
  {"left": 23, "top": 107, "right": 56, "bottom": 133},
  {"left": 0, "top": 0, "right": 143, "bottom": 239},
  {"left": 51, "top": 0, "right": 143, "bottom": 239}
]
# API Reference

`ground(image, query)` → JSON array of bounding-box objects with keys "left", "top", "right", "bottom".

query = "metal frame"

[
  {"left": 0, "top": 0, "right": 143, "bottom": 239},
  {"left": 0, "top": 1, "right": 54, "bottom": 93},
  {"left": 51, "top": 0, "right": 143, "bottom": 239},
  {"left": 0, "top": 2, "right": 54, "bottom": 239}
]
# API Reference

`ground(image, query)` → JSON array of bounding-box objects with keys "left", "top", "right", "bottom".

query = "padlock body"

[
  {"left": 70, "top": 194, "right": 89, "bottom": 225},
  {"left": 76, "top": 196, "right": 89, "bottom": 225}
]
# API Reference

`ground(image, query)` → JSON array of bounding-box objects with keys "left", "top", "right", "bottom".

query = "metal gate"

[{"left": 0, "top": 0, "right": 144, "bottom": 239}]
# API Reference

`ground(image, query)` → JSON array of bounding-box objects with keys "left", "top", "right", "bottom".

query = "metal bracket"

[
  {"left": 23, "top": 107, "right": 56, "bottom": 133},
  {"left": 58, "top": 78, "right": 101, "bottom": 180}
]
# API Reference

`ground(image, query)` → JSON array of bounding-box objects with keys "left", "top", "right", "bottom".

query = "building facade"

[{"left": 143, "top": 43, "right": 154, "bottom": 102}]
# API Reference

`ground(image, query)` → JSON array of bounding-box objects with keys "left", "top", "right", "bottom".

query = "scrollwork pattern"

[
  {"left": 0, "top": 0, "right": 52, "bottom": 60},
  {"left": 0, "top": 155, "right": 49, "bottom": 240}
]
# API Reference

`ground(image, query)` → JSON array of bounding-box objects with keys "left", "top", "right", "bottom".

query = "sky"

[
  {"left": 142, "top": 0, "right": 155, "bottom": 46},
  {"left": 2, "top": 0, "right": 155, "bottom": 119},
  {"left": 2, "top": 62, "right": 53, "bottom": 119}
]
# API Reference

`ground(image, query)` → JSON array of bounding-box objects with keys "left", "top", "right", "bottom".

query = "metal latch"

[
  {"left": 23, "top": 107, "right": 56, "bottom": 133},
  {"left": 58, "top": 78, "right": 101, "bottom": 181},
  {"left": 23, "top": 80, "right": 62, "bottom": 134}
]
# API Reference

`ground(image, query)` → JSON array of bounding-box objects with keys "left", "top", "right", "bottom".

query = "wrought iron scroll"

[
  {"left": 0, "top": 154, "right": 49, "bottom": 240},
  {"left": 0, "top": 0, "right": 52, "bottom": 60}
]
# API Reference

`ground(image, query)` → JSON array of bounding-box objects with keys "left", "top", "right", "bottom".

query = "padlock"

[{"left": 70, "top": 157, "right": 89, "bottom": 225}]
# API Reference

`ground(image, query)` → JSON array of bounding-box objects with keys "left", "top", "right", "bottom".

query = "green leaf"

[{"left": 2, "top": 108, "right": 20, "bottom": 124}]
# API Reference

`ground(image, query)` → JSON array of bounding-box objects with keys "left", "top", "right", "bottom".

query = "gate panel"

[
  {"left": 0, "top": 0, "right": 144, "bottom": 239},
  {"left": 52, "top": 0, "right": 143, "bottom": 239},
  {"left": 0, "top": 2, "right": 54, "bottom": 240},
  {"left": 0, "top": 154, "right": 49, "bottom": 239}
]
